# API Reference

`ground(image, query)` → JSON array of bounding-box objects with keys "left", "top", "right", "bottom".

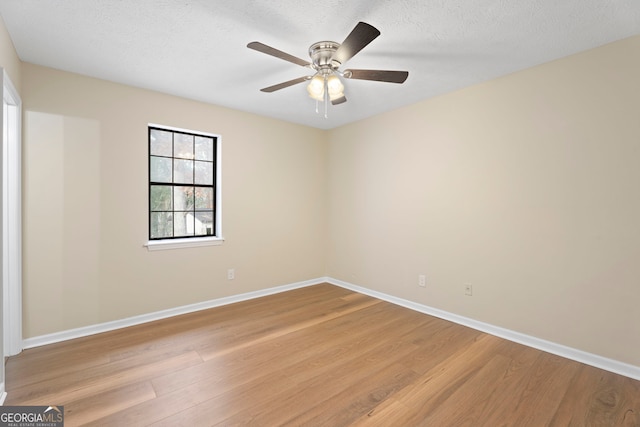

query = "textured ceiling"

[{"left": 1, "top": 0, "right": 639, "bottom": 129}]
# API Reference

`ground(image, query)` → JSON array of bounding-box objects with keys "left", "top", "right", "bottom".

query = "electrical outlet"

[
  {"left": 418, "top": 274, "right": 426, "bottom": 287},
  {"left": 464, "top": 283, "right": 472, "bottom": 296},
  {"left": 227, "top": 269, "right": 235, "bottom": 280}
]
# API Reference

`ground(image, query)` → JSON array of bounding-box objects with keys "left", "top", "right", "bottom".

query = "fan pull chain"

[{"left": 324, "top": 76, "right": 329, "bottom": 119}]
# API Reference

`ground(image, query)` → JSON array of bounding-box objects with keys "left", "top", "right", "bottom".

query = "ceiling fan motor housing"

[{"left": 309, "top": 41, "right": 341, "bottom": 75}]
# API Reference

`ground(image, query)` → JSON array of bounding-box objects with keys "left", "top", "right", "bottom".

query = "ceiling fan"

[{"left": 247, "top": 22, "right": 409, "bottom": 114}]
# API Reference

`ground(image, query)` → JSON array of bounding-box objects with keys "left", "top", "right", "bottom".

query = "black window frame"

[{"left": 148, "top": 125, "right": 218, "bottom": 241}]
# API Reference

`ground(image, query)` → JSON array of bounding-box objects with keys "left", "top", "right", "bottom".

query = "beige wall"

[
  {"left": 327, "top": 35, "right": 640, "bottom": 366},
  {"left": 22, "top": 63, "right": 328, "bottom": 337}
]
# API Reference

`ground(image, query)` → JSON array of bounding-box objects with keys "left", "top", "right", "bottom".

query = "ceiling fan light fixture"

[
  {"left": 307, "top": 75, "right": 325, "bottom": 101},
  {"left": 327, "top": 74, "right": 344, "bottom": 100},
  {"left": 307, "top": 74, "right": 345, "bottom": 102}
]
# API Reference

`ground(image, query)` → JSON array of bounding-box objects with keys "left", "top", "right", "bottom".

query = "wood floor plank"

[
  {"left": 506, "top": 351, "right": 582, "bottom": 426},
  {"left": 151, "top": 298, "right": 388, "bottom": 396},
  {"left": 63, "top": 381, "right": 157, "bottom": 427},
  {"left": 5, "top": 284, "right": 639, "bottom": 426},
  {"left": 550, "top": 364, "right": 640, "bottom": 426},
  {"left": 6, "top": 349, "right": 202, "bottom": 406},
  {"left": 215, "top": 315, "right": 432, "bottom": 425},
  {"left": 289, "top": 362, "right": 421, "bottom": 427},
  {"left": 150, "top": 300, "right": 423, "bottom": 425},
  {"left": 351, "top": 333, "right": 503, "bottom": 425},
  {"left": 197, "top": 294, "right": 381, "bottom": 361},
  {"left": 97, "top": 371, "right": 296, "bottom": 426},
  {"left": 419, "top": 353, "right": 520, "bottom": 426},
  {"left": 5, "top": 349, "right": 111, "bottom": 390}
]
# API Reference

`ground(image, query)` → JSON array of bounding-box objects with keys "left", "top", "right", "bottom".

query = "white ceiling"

[{"left": 1, "top": 0, "right": 639, "bottom": 129}]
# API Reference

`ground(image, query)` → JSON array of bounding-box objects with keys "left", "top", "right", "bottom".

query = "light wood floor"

[{"left": 5, "top": 284, "right": 640, "bottom": 426}]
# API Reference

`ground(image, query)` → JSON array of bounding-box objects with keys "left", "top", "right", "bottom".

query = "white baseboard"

[
  {"left": 23, "top": 277, "right": 326, "bottom": 350},
  {"left": 22, "top": 276, "right": 640, "bottom": 382},
  {"left": 326, "top": 277, "right": 640, "bottom": 382}
]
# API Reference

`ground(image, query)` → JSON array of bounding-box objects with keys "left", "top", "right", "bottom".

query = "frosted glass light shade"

[
  {"left": 327, "top": 75, "right": 344, "bottom": 100},
  {"left": 307, "top": 75, "right": 325, "bottom": 101}
]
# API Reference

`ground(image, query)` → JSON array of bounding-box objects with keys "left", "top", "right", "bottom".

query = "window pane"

[
  {"left": 174, "top": 159, "right": 193, "bottom": 184},
  {"left": 150, "top": 156, "right": 172, "bottom": 183},
  {"left": 150, "top": 129, "right": 173, "bottom": 157},
  {"left": 150, "top": 185, "right": 172, "bottom": 211},
  {"left": 195, "top": 211, "right": 214, "bottom": 236},
  {"left": 195, "top": 187, "right": 214, "bottom": 210},
  {"left": 174, "top": 212, "right": 194, "bottom": 237},
  {"left": 194, "top": 161, "right": 213, "bottom": 185},
  {"left": 174, "top": 133, "right": 194, "bottom": 159},
  {"left": 149, "top": 126, "right": 217, "bottom": 241},
  {"left": 151, "top": 212, "right": 173, "bottom": 238},
  {"left": 195, "top": 136, "right": 214, "bottom": 161},
  {"left": 174, "top": 186, "right": 194, "bottom": 211}
]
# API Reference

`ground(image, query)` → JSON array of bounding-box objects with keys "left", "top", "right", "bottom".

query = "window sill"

[{"left": 145, "top": 236, "right": 225, "bottom": 251}]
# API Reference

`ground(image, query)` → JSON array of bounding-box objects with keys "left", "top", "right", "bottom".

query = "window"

[{"left": 147, "top": 125, "right": 222, "bottom": 249}]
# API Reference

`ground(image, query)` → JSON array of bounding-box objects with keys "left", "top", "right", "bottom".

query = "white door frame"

[{"left": 2, "top": 68, "right": 22, "bottom": 357}]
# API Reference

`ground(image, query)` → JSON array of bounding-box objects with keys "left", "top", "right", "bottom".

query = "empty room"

[{"left": 0, "top": 1, "right": 639, "bottom": 426}]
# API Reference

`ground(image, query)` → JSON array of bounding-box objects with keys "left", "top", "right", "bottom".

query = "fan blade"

[
  {"left": 344, "top": 69, "right": 409, "bottom": 84},
  {"left": 331, "top": 96, "right": 347, "bottom": 105},
  {"left": 247, "top": 41, "right": 311, "bottom": 67},
  {"left": 260, "top": 76, "right": 311, "bottom": 93},
  {"left": 334, "top": 22, "right": 381, "bottom": 64}
]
